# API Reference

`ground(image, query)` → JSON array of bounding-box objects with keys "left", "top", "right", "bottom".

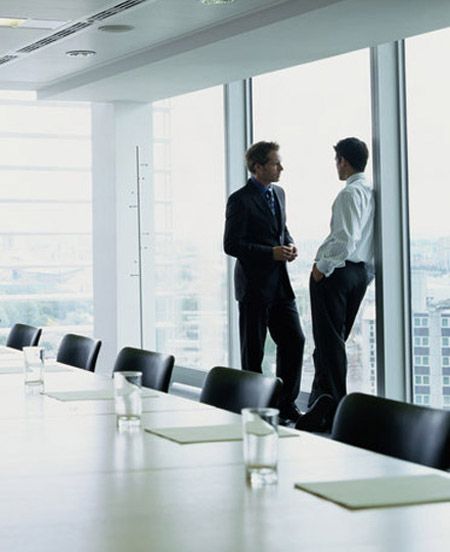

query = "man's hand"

[
  {"left": 273, "top": 244, "right": 297, "bottom": 262},
  {"left": 288, "top": 244, "right": 298, "bottom": 262},
  {"left": 312, "top": 263, "right": 324, "bottom": 282}
]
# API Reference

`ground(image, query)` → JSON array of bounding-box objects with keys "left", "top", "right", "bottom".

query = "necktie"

[{"left": 264, "top": 188, "right": 275, "bottom": 216}]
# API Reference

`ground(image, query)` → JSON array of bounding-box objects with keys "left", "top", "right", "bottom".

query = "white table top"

[{"left": 0, "top": 347, "right": 448, "bottom": 551}]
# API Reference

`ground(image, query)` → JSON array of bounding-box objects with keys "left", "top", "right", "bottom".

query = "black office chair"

[
  {"left": 199, "top": 366, "right": 283, "bottom": 415},
  {"left": 6, "top": 323, "right": 42, "bottom": 351},
  {"left": 331, "top": 392, "right": 450, "bottom": 470},
  {"left": 113, "top": 347, "right": 175, "bottom": 392},
  {"left": 56, "top": 333, "right": 102, "bottom": 373}
]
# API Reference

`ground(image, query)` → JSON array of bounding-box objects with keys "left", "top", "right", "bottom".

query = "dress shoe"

[
  {"left": 295, "top": 394, "right": 336, "bottom": 433},
  {"left": 279, "top": 404, "right": 302, "bottom": 424}
]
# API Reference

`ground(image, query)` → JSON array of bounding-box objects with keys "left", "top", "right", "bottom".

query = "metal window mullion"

[
  {"left": 370, "top": 41, "right": 412, "bottom": 401},
  {"left": 224, "top": 80, "right": 252, "bottom": 369},
  {"left": 397, "top": 40, "right": 413, "bottom": 402}
]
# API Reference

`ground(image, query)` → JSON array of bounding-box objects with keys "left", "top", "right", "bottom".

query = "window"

[
  {"left": 151, "top": 87, "right": 227, "bottom": 370},
  {"left": 406, "top": 27, "right": 450, "bottom": 408},
  {"left": 414, "top": 336, "right": 429, "bottom": 347},
  {"left": 415, "top": 394, "right": 431, "bottom": 405},
  {"left": 252, "top": 49, "right": 374, "bottom": 394},
  {"left": 414, "top": 356, "right": 429, "bottom": 366},
  {"left": 413, "top": 316, "right": 429, "bottom": 327},
  {"left": 0, "top": 97, "right": 93, "bottom": 354}
]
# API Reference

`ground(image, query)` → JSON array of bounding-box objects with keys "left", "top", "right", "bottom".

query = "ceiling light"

[
  {"left": 201, "top": 0, "right": 235, "bottom": 5},
  {"left": 0, "top": 17, "right": 27, "bottom": 28},
  {"left": 66, "top": 49, "right": 97, "bottom": 58},
  {"left": 22, "top": 19, "right": 67, "bottom": 30},
  {"left": 0, "top": 17, "right": 67, "bottom": 29},
  {"left": 98, "top": 24, "right": 134, "bottom": 33}
]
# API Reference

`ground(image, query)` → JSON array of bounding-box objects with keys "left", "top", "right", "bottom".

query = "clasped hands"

[{"left": 273, "top": 244, "right": 297, "bottom": 262}]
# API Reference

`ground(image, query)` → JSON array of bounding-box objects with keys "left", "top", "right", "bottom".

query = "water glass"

[
  {"left": 23, "top": 346, "right": 44, "bottom": 386},
  {"left": 114, "top": 371, "right": 142, "bottom": 429},
  {"left": 242, "top": 407, "right": 279, "bottom": 486}
]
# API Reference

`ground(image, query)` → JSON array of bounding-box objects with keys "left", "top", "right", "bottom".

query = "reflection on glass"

[
  {"left": 406, "top": 28, "right": 450, "bottom": 409},
  {"left": 253, "top": 49, "right": 376, "bottom": 397},
  {"left": 151, "top": 87, "right": 228, "bottom": 370}
]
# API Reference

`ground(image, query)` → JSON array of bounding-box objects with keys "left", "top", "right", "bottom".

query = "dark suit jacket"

[{"left": 224, "top": 179, "right": 295, "bottom": 303}]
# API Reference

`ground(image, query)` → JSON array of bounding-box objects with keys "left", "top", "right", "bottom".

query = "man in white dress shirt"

[{"left": 296, "top": 137, "right": 374, "bottom": 432}]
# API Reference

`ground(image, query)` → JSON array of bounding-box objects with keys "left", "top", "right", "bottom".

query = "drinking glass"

[
  {"left": 242, "top": 407, "right": 279, "bottom": 486},
  {"left": 114, "top": 371, "right": 142, "bottom": 429},
  {"left": 23, "top": 346, "right": 44, "bottom": 386}
]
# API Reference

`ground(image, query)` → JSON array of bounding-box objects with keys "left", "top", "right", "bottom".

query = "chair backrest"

[
  {"left": 6, "top": 323, "right": 42, "bottom": 350},
  {"left": 331, "top": 392, "right": 450, "bottom": 470},
  {"left": 113, "top": 347, "right": 175, "bottom": 392},
  {"left": 199, "top": 366, "right": 283, "bottom": 415},
  {"left": 56, "top": 333, "right": 102, "bottom": 372}
]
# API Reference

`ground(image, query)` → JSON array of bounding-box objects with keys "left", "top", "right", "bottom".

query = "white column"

[{"left": 91, "top": 102, "right": 153, "bottom": 375}]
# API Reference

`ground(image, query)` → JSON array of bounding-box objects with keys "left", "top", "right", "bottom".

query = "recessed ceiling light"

[
  {"left": 66, "top": 49, "right": 97, "bottom": 58},
  {"left": 98, "top": 24, "right": 135, "bottom": 33},
  {"left": 201, "top": 0, "right": 235, "bottom": 5},
  {"left": 0, "top": 17, "right": 27, "bottom": 28}
]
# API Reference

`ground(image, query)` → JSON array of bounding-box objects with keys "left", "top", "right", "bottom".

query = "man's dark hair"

[
  {"left": 245, "top": 141, "right": 279, "bottom": 173},
  {"left": 334, "top": 137, "right": 369, "bottom": 172}
]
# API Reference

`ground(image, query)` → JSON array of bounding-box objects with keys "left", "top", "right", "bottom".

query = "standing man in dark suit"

[
  {"left": 224, "top": 141, "right": 305, "bottom": 423},
  {"left": 296, "top": 137, "right": 374, "bottom": 433}
]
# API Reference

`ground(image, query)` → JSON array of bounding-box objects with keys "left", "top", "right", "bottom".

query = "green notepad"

[
  {"left": 145, "top": 423, "right": 298, "bottom": 444},
  {"left": 44, "top": 389, "right": 158, "bottom": 401},
  {"left": 295, "top": 474, "right": 450, "bottom": 510}
]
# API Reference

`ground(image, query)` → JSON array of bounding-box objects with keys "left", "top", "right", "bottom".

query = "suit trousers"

[
  {"left": 308, "top": 261, "right": 371, "bottom": 407},
  {"left": 239, "top": 299, "right": 305, "bottom": 411}
]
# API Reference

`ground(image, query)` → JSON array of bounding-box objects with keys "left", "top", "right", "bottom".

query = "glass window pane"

[
  {"left": 406, "top": 27, "right": 450, "bottom": 409},
  {"left": 0, "top": 104, "right": 90, "bottom": 135},
  {"left": 0, "top": 137, "right": 91, "bottom": 167},
  {"left": 151, "top": 87, "right": 227, "bottom": 370},
  {"left": 0, "top": 171, "right": 91, "bottom": 201},
  {"left": 253, "top": 49, "right": 375, "bottom": 397},
  {"left": 0, "top": 100, "right": 93, "bottom": 355},
  {"left": 0, "top": 203, "right": 91, "bottom": 234}
]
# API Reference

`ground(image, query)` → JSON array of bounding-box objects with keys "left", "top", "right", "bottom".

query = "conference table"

[{"left": 0, "top": 346, "right": 449, "bottom": 551}]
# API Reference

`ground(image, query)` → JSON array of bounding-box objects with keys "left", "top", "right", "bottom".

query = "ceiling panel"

[
  {"left": 0, "top": 0, "right": 449, "bottom": 102},
  {"left": 0, "top": 0, "right": 289, "bottom": 86},
  {"left": 0, "top": 1, "right": 112, "bottom": 20},
  {"left": 38, "top": 0, "right": 450, "bottom": 103}
]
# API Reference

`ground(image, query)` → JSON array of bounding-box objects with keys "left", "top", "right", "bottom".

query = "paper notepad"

[
  {"left": 0, "top": 354, "right": 23, "bottom": 361},
  {"left": 44, "top": 389, "right": 158, "bottom": 401},
  {"left": 145, "top": 423, "right": 297, "bottom": 444},
  {"left": 295, "top": 474, "right": 450, "bottom": 510},
  {"left": 0, "top": 347, "right": 21, "bottom": 356},
  {"left": 0, "top": 365, "right": 73, "bottom": 375},
  {"left": 42, "top": 365, "right": 74, "bottom": 373}
]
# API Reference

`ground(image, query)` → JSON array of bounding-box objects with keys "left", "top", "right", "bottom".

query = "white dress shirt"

[{"left": 315, "top": 172, "right": 374, "bottom": 277}]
